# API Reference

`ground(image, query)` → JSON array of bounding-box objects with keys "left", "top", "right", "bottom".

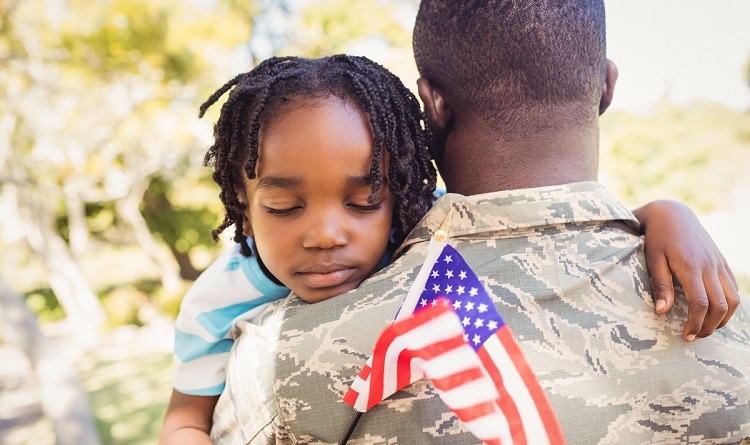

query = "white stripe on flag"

[
  {"left": 394, "top": 239, "right": 446, "bottom": 321},
  {"left": 350, "top": 375, "right": 367, "bottom": 393},
  {"left": 484, "top": 334, "right": 550, "bottom": 445},
  {"left": 462, "top": 411, "right": 513, "bottom": 443},
  {"left": 435, "top": 377, "right": 500, "bottom": 410},
  {"left": 353, "top": 384, "right": 369, "bottom": 412},
  {"left": 420, "top": 346, "right": 487, "bottom": 380},
  {"left": 409, "top": 357, "right": 424, "bottom": 384}
]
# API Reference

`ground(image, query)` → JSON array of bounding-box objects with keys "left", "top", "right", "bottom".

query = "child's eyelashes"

[
  {"left": 348, "top": 202, "right": 383, "bottom": 213},
  {"left": 263, "top": 205, "right": 301, "bottom": 216},
  {"left": 261, "top": 201, "right": 383, "bottom": 216}
]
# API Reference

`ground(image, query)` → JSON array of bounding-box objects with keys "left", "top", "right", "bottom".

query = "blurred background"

[{"left": 0, "top": 0, "right": 748, "bottom": 443}]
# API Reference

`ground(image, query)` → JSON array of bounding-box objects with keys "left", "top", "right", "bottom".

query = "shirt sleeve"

[{"left": 173, "top": 240, "right": 289, "bottom": 395}]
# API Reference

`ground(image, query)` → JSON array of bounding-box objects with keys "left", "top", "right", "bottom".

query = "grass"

[
  {"left": 77, "top": 327, "right": 173, "bottom": 445},
  {"left": 0, "top": 325, "right": 174, "bottom": 445}
]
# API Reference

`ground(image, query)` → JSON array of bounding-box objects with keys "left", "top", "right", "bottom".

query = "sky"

[
  {"left": 248, "top": 1, "right": 750, "bottom": 111},
  {"left": 605, "top": 0, "right": 750, "bottom": 110}
]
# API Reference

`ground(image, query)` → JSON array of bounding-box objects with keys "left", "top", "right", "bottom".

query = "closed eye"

[
  {"left": 263, "top": 205, "right": 301, "bottom": 216},
  {"left": 348, "top": 202, "right": 383, "bottom": 213}
]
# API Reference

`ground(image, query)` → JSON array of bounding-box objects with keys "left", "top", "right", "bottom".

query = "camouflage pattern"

[{"left": 212, "top": 181, "right": 750, "bottom": 445}]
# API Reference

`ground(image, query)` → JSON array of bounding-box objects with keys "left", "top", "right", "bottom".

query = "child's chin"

[{"left": 296, "top": 282, "right": 361, "bottom": 304}]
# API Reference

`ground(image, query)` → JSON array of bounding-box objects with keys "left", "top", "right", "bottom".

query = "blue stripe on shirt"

[
  {"left": 195, "top": 295, "right": 286, "bottom": 339},
  {"left": 174, "top": 334, "right": 234, "bottom": 362},
  {"left": 240, "top": 253, "right": 289, "bottom": 298},
  {"left": 178, "top": 382, "right": 226, "bottom": 397}
]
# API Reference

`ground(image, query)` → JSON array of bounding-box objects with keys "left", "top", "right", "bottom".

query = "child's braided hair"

[{"left": 200, "top": 55, "right": 437, "bottom": 256}]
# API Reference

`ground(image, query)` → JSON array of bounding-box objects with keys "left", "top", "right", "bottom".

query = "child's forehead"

[
  {"left": 261, "top": 96, "right": 370, "bottom": 137},
  {"left": 256, "top": 95, "right": 378, "bottom": 167}
]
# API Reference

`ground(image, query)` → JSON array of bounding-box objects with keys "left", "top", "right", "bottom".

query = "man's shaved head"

[{"left": 413, "top": 0, "right": 607, "bottom": 135}]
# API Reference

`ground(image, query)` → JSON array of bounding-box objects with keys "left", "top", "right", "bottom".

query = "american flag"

[{"left": 343, "top": 240, "right": 565, "bottom": 445}]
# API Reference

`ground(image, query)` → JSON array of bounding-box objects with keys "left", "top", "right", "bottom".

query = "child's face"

[{"left": 241, "top": 97, "right": 393, "bottom": 303}]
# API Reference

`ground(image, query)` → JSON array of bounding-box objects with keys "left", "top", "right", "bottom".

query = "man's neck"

[{"left": 440, "top": 118, "right": 600, "bottom": 196}]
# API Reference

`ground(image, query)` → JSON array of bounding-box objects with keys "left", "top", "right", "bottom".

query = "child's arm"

[
  {"left": 160, "top": 240, "right": 291, "bottom": 443},
  {"left": 160, "top": 390, "right": 218, "bottom": 444},
  {"left": 634, "top": 200, "right": 739, "bottom": 340}
]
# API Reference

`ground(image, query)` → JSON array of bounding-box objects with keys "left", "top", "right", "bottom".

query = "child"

[
  {"left": 161, "top": 54, "right": 436, "bottom": 444},
  {"left": 160, "top": 55, "right": 737, "bottom": 443}
]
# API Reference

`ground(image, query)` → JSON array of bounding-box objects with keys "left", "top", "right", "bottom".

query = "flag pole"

[
  {"left": 337, "top": 208, "right": 453, "bottom": 444},
  {"left": 432, "top": 207, "right": 452, "bottom": 242},
  {"left": 337, "top": 412, "right": 363, "bottom": 445}
]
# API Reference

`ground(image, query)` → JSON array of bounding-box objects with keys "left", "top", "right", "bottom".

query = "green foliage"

[
  {"left": 57, "top": 0, "right": 249, "bottom": 84},
  {"left": 600, "top": 102, "right": 750, "bottom": 212},
  {"left": 288, "top": 0, "right": 411, "bottom": 56},
  {"left": 24, "top": 288, "right": 66, "bottom": 323},
  {"left": 101, "top": 286, "right": 149, "bottom": 327},
  {"left": 141, "top": 176, "right": 218, "bottom": 253}
]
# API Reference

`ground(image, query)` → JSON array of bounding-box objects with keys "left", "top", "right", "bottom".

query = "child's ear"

[{"left": 236, "top": 189, "right": 253, "bottom": 237}]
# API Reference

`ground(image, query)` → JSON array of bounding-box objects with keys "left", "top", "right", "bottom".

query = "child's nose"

[{"left": 302, "top": 211, "right": 348, "bottom": 249}]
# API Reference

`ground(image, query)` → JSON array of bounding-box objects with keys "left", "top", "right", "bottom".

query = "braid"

[{"left": 201, "top": 55, "right": 437, "bottom": 256}]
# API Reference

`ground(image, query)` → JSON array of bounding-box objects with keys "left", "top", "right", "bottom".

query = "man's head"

[
  {"left": 413, "top": 0, "right": 618, "bottom": 193},
  {"left": 414, "top": 0, "right": 613, "bottom": 137}
]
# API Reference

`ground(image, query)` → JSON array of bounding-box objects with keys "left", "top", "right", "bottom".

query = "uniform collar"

[{"left": 396, "top": 181, "right": 639, "bottom": 256}]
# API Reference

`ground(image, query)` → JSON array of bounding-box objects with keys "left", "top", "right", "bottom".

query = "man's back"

[{"left": 213, "top": 182, "right": 750, "bottom": 443}]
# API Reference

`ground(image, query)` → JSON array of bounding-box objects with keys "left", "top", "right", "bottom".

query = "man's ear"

[
  {"left": 599, "top": 59, "right": 618, "bottom": 115},
  {"left": 236, "top": 188, "right": 253, "bottom": 237},
  {"left": 417, "top": 77, "right": 451, "bottom": 139}
]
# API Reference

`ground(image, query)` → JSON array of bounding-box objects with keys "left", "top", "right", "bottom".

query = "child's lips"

[{"left": 297, "top": 266, "right": 356, "bottom": 288}]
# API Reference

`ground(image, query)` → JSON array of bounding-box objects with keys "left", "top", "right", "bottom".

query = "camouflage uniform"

[{"left": 212, "top": 181, "right": 750, "bottom": 445}]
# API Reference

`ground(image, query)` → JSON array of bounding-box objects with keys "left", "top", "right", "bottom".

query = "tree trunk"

[
  {"left": 64, "top": 183, "right": 90, "bottom": 257},
  {"left": 0, "top": 276, "right": 101, "bottom": 445},
  {"left": 115, "top": 179, "right": 182, "bottom": 293},
  {"left": 168, "top": 244, "right": 201, "bottom": 280},
  {"left": 141, "top": 186, "right": 202, "bottom": 280},
  {"left": 2, "top": 112, "right": 104, "bottom": 339},
  {"left": 19, "top": 186, "right": 105, "bottom": 340}
]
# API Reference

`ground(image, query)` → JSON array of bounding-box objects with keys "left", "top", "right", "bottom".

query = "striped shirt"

[{"left": 173, "top": 241, "right": 289, "bottom": 395}]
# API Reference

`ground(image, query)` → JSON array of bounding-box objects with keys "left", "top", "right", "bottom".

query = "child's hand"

[{"left": 634, "top": 200, "right": 740, "bottom": 341}]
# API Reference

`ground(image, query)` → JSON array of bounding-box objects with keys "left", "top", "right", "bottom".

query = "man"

[{"left": 212, "top": 1, "right": 750, "bottom": 443}]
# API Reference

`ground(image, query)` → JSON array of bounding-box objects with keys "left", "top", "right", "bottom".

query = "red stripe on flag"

[
  {"left": 429, "top": 366, "right": 485, "bottom": 391},
  {"left": 396, "top": 348, "right": 413, "bottom": 391},
  {"left": 343, "top": 363, "right": 371, "bottom": 409},
  {"left": 368, "top": 305, "right": 450, "bottom": 410},
  {"left": 358, "top": 364, "right": 371, "bottom": 380},
  {"left": 451, "top": 400, "right": 502, "bottom": 423},
  {"left": 497, "top": 327, "right": 565, "bottom": 443},
  {"left": 342, "top": 388, "right": 359, "bottom": 407},
  {"left": 411, "top": 335, "right": 467, "bottom": 361},
  {"left": 478, "top": 343, "right": 527, "bottom": 445}
]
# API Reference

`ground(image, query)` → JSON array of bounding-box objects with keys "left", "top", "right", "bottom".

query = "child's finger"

[
  {"left": 695, "top": 274, "right": 729, "bottom": 338},
  {"left": 680, "top": 272, "right": 708, "bottom": 342},
  {"left": 724, "top": 259, "right": 739, "bottom": 292},
  {"left": 716, "top": 264, "right": 740, "bottom": 330},
  {"left": 645, "top": 251, "right": 674, "bottom": 314}
]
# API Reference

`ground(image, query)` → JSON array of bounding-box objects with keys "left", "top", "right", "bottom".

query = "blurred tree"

[
  {"left": 0, "top": 0, "right": 107, "bottom": 335},
  {"left": 0, "top": 0, "right": 251, "bottom": 324},
  {"left": 246, "top": 0, "right": 412, "bottom": 59},
  {"left": 142, "top": 177, "right": 219, "bottom": 281}
]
